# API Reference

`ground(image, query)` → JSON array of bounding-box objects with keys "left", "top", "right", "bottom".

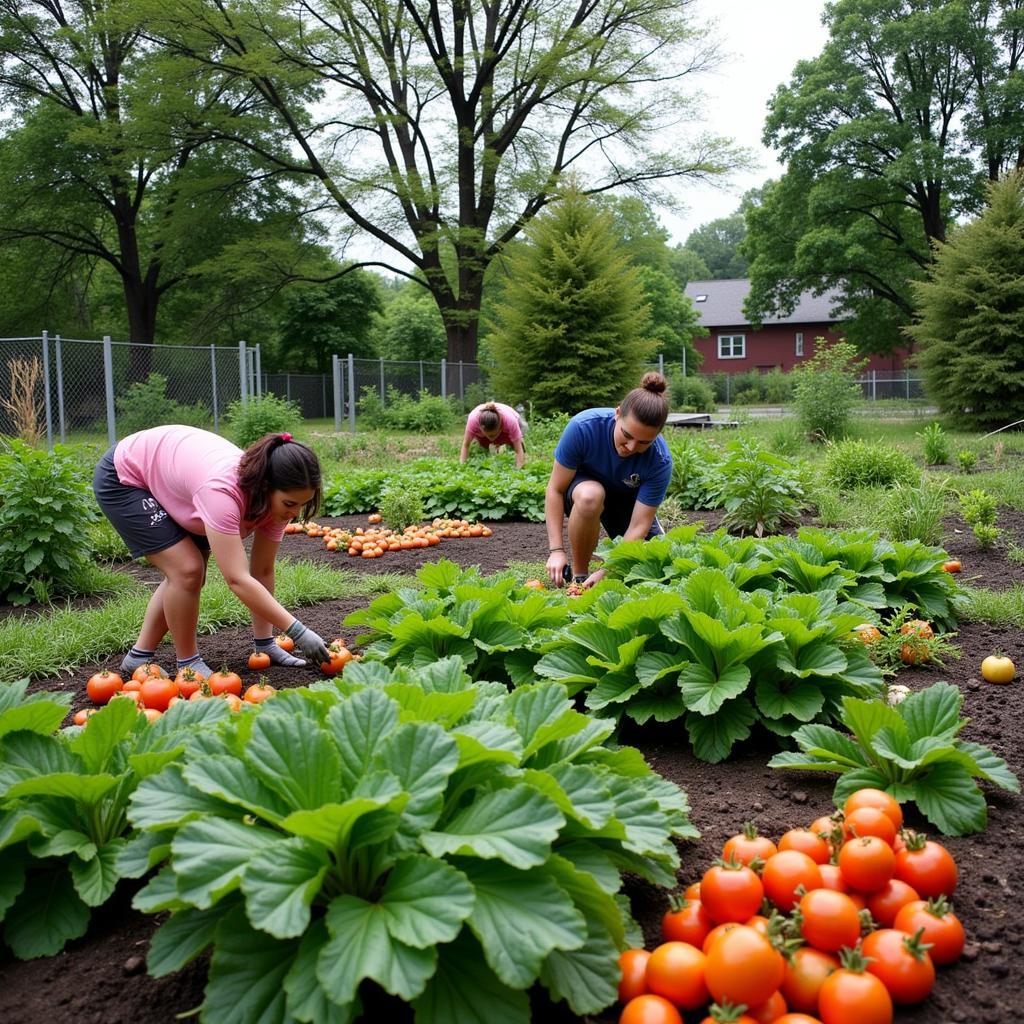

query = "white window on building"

[
  {"left": 795, "top": 331, "right": 804, "bottom": 357},
  {"left": 718, "top": 334, "right": 746, "bottom": 359}
]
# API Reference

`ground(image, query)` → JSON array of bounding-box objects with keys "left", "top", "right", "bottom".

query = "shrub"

[
  {"left": 116, "top": 373, "right": 211, "bottom": 436},
  {"left": 707, "top": 440, "right": 804, "bottom": 536},
  {"left": 880, "top": 478, "right": 949, "bottom": 545},
  {"left": 734, "top": 387, "right": 760, "bottom": 405},
  {"left": 762, "top": 366, "right": 793, "bottom": 404},
  {"left": 824, "top": 439, "right": 920, "bottom": 489},
  {"left": 378, "top": 482, "right": 425, "bottom": 531},
  {"left": 955, "top": 449, "right": 977, "bottom": 472},
  {"left": 916, "top": 422, "right": 950, "bottom": 465},
  {"left": 224, "top": 392, "right": 302, "bottom": 448},
  {"left": 791, "top": 340, "right": 867, "bottom": 440},
  {"left": 959, "top": 488, "right": 998, "bottom": 527},
  {"left": 0, "top": 440, "right": 99, "bottom": 605},
  {"left": 766, "top": 421, "right": 806, "bottom": 457},
  {"left": 665, "top": 435, "right": 721, "bottom": 509},
  {"left": 663, "top": 367, "right": 716, "bottom": 412},
  {"left": 359, "top": 387, "right": 457, "bottom": 432}
]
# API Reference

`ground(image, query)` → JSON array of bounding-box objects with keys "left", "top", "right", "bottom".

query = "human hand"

[
  {"left": 581, "top": 568, "right": 607, "bottom": 590},
  {"left": 546, "top": 549, "right": 568, "bottom": 587},
  {"left": 285, "top": 619, "right": 330, "bottom": 664}
]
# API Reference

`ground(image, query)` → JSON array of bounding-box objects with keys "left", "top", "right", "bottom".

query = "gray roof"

[{"left": 683, "top": 279, "right": 848, "bottom": 327}]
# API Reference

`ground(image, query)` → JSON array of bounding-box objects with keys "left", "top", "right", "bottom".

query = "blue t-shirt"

[{"left": 554, "top": 408, "right": 673, "bottom": 507}]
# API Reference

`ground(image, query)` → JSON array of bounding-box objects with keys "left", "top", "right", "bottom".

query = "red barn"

[{"left": 683, "top": 279, "right": 907, "bottom": 374}]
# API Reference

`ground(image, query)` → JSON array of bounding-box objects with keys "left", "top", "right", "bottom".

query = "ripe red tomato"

[
  {"left": 209, "top": 669, "right": 243, "bottom": 697},
  {"left": 244, "top": 681, "right": 276, "bottom": 703},
  {"left": 843, "top": 789, "right": 903, "bottom": 831},
  {"left": 139, "top": 675, "right": 179, "bottom": 712},
  {"left": 73, "top": 708, "right": 95, "bottom": 726},
  {"left": 798, "top": 889, "right": 862, "bottom": 953},
  {"left": 698, "top": 1013, "right": 756, "bottom": 1024},
  {"left": 775, "top": 1016, "right": 828, "bottom": 1024},
  {"left": 619, "top": 994, "right": 683, "bottom": 1024},
  {"left": 838, "top": 835, "right": 894, "bottom": 892},
  {"left": 722, "top": 823, "right": 778, "bottom": 866},
  {"left": 892, "top": 898, "right": 965, "bottom": 965},
  {"left": 843, "top": 807, "right": 897, "bottom": 847},
  {"left": 893, "top": 836, "right": 957, "bottom": 898},
  {"left": 781, "top": 946, "right": 840, "bottom": 1013},
  {"left": 661, "top": 897, "right": 712, "bottom": 947},
  {"left": 617, "top": 948, "right": 650, "bottom": 1003},
  {"left": 173, "top": 666, "right": 205, "bottom": 699},
  {"left": 705, "top": 925, "right": 785, "bottom": 1008},
  {"left": 644, "top": 941, "right": 708, "bottom": 1010},
  {"left": 866, "top": 879, "right": 920, "bottom": 928},
  {"left": 86, "top": 670, "right": 124, "bottom": 705},
  {"left": 700, "top": 862, "right": 765, "bottom": 923},
  {"left": 779, "top": 828, "right": 831, "bottom": 864},
  {"left": 818, "top": 965, "right": 893, "bottom": 1024},
  {"left": 762, "top": 850, "right": 823, "bottom": 911},
  {"left": 747, "top": 989, "right": 788, "bottom": 1024},
  {"left": 248, "top": 650, "right": 272, "bottom": 671},
  {"left": 702, "top": 921, "right": 739, "bottom": 954},
  {"left": 861, "top": 928, "right": 935, "bottom": 1004},
  {"left": 321, "top": 643, "right": 353, "bottom": 675},
  {"left": 275, "top": 633, "right": 295, "bottom": 651},
  {"left": 817, "top": 864, "right": 851, "bottom": 893}
]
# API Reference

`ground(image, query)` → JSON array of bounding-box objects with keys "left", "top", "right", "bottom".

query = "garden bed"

[{"left": 2, "top": 519, "right": 1022, "bottom": 1024}]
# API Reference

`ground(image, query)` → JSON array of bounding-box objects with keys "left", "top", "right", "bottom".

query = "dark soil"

[{"left": 3, "top": 519, "right": 1023, "bottom": 1024}]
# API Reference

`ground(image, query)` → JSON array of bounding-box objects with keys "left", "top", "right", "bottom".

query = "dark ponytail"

[
  {"left": 619, "top": 372, "right": 670, "bottom": 428},
  {"left": 479, "top": 403, "right": 501, "bottom": 432},
  {"left": 237, "top": 433, "right": 321, "bottom": 522}
]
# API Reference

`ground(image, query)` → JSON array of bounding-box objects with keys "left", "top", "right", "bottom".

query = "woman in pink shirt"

[
  {"left": 93, "top": 425, "right": 331, "bottom": 678},
  {"left": 460, "top": 402, "right": 527, "bottom": 468}
]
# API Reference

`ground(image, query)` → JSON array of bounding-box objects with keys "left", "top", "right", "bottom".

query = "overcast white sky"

[{"left": 664, "top": 0, "right": 830, "bottom": 245}]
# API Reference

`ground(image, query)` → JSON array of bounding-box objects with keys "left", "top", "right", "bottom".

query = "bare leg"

[
  {"left": 567, "top": 481, "right": 605, "bottom": 577},
  {"left": 138, "top": 539, "right": 208, "bottom": 660}
]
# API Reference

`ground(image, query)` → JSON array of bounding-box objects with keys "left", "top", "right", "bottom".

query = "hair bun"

[{"left": 640, "top": 371, "right": 668, "bottom": 395}]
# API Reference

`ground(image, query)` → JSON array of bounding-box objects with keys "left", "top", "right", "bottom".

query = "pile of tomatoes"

[
  {"left": 284, "top": 515, "right": 492, "bottom": 557},
  {"left": 618, "top": 788, "right": 964, "bottom": 1024}
]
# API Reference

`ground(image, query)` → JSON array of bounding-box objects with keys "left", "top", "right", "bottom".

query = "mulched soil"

[{"left": 2, "top": 516, "right": 1023, "bottom": 1024}]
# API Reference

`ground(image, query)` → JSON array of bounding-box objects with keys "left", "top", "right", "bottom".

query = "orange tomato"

[
  {"left": 818, "top": 965, "right": 893, "bottom": 1024},
  {"left": 762, "top": 850, "right": 824, "bottom": 911},
  {"left": 173, "top": 666, "right": 205, "bottom": 699},
  {"left": 704, "top": 925, "right": 786, "bottom": 1008},
  {"left": 139, "top": 675, "right": 180, "bottom": 712},
  {"left": 644, "top": 942, "right": 708, "bottom": 1010},
  {"left": 748, "top": 989, "right": 788, "bottom": 1024},
  {"left": 209, "top": 668, "right": 243, "bottom": 697},
  {"left": 248, "top": 651, "right": 272, "bottom": 671},
  {"left": 617, "top": 948, "right": 650, "bottom": 1003},
  {"left": 844, "top": 807, "right": 897, "bottom": 847},
  {"left": 244, "top": 681, "right": 276, "bottom": 704},
  {"left": 892, "top": 898, "right": 965, "bottom": 965},
  {"left": 722, "top": 823, "right": 778, "bottom": 866},
  {"left": 865, "top": 880, "right": 920, "bottom": 928},
  {"left": 843, "top": 789, "right": 903, "bottom": 831},
  {"left": 779, "top": 828, "right": 831, "bottom": 864},
  {"left": 275, "top": 634, "right": 295, "bottom": 652},
  {"left": 699, "top": 862, "right": 765, "bottom": 923},
  {"left": 619, "top": 994, "right": 683, "bottom": 1024},
  {"left": 131, "top": 663, "right": 166, "bottom": 683},
  {"left": 661, "top": 897, "right": 712, "bottom": 947},
  {"left": 781, "top": 946, "right": 840, "bottom": 1013},
  {"left": 838, "top": 836, "right": 895, "bottom": 893},
  {"left": 861, "top": 929, "right": 935, "bottom": 1004},
  {"left": 86, "top": 670, "right": 124, "bottom": 705},
  {"left": 892, "top": 835, "right": 957, "bottom": 898},
  {"left": 798, "top": 889, "right": 863, "bottom": 953}
]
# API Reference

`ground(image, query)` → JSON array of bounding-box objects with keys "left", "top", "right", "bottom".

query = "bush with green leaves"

[
  {"left": 959, "top": 487, "right": 1001, "bottom": 549},
  {"left": 663, "top": 369, "right": 716, "bottom": 413},
  {"left": 955, "top": 449, "right": 977, "bottom": 472},
  {"left": 115, "top": 373, "right": 211, "bottom": 435},
  {"left": 0, "top": 685, "right": 229, "bottom": 958},
  {"left": 916, "top": 422, "right": 950, "bottom": 466},
  {"left": 0, "top": 440, "right": 99, "bottom": 605},
  {"left": 880, "top": 478, "right": 949, "bottom": 545},
  {"left": 791, "top": 340, "right": 867, "bottom": 440},
  {"left": 769, "top": 682, "right": 1019, "bottom": 835},
  {"left": 359, "top": 386, "right": 457, "bottom": 432},
  {"left": 824, "top": 439, "right": 919, "bottom": 490},
  {"left": 706, "top": 441, "right": 805, "bottom": 536},
  {"left": 126, "top": 658, "right": 696, "bottom": 1023},
  {"left": 378, "top": 483, "right": 425, "bottom": 532},
  {"left": 225, "top": 392, "right": 302, "bottom": 448},
  {"left": 665, "top": 435, "right": 722, "bottom": 509}
]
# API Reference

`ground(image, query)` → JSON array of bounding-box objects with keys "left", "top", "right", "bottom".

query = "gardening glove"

[
  {"left": 285, "top": 619, "right": 331, "bottom": 665},
  {"left": 253, "top": 635, "right": 305, "bottom": 668}
]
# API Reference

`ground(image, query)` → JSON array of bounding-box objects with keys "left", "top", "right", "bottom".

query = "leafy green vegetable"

[{"left": 768, "top": 682, "right": 1019, "bottom": 835}]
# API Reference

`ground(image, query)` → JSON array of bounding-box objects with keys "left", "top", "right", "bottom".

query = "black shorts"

[
  {"left": 93, "top": 446, "right": 210, "bottom": 560},
  {"left": 564, "top": 474, "right": 664, "bottom": 540}
]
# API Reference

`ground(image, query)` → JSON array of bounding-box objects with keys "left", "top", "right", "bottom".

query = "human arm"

[
  {"left": 512, "top": 437, "right": 526, "bottom": 469},
  {"left": 581, "top": 500, "right": 659, "bottom": 589},
  {"left": 249, "top": 532, "right": 308, "bottom": 666},
  {"left": 544, "top": 460, "right": 575, "bottom": 586},
  {"left": 459, "top": 425, "right": 474, "bottom": 463}
]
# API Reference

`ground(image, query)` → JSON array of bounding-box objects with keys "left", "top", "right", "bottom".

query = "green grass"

[
  {"left": 960, "top": 584, "right": 1024, "bottom": 628},
  {"left": 0, "top": 559, "right": 407, "bottom": 683}
]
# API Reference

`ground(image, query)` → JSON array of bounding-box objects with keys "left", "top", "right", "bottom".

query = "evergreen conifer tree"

[
  {"left": 488, "top": 186, "right": 653, "bottom": 416},
  {"left": 908, "top": 172, "right": 1024, "bottom": 429}
]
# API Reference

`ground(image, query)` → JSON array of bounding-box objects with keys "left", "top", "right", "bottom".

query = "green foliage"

[
  {"left": 0, "top": 441, "right": 99, "bottom": 605},
  {"left": 916, "top": 423, "right": 950, "bottom": 466},
  {"left": 0, "top": 686, "right": 230, "bottom": 958},
  {"left": 115, "top": 373, "right": 211, "bottom": 436},
  {"left": 955, "top": 449, "right": 977, "bottom": 472},
  {"left": 663, "top": 369, "right": 715, "bottom": 412},
  {"left": 488, "top": 185, "right": 654, "bottom": 416},
  {"left": 523, "top": 413, "right": 572, "bottom": 457},
  {"left": 374, "top": 285, "right": 447, "bottom": 361},
  {"left": 126, "top": 659, "right": 696, "bottom": 1022},
  {"left": 769, "top": 682, "right": 1019, "bottom": 836},
  {"left": 683, "top": 212, "right": 749, "bottom": 279},
  {"left": 972, "top": 523, "right": 1002, "bottom": 550},
  {"left": 358, "top": 387, "right": 457, "bottom": 432},
  {"left": 824, "top": 440, "right": 920, "bottom": 490},
  {"left": 910, "top": 172, "right": 1024, "bottom": 429},
  {"left": 707, "top": 442, "right": 804, "bottom": 536},
  {"left": 665, "top": 436, "right": 722, "bottom": 509},
  {"left": 225, "top": 393, "right": 302, "bottom": 449},
  {"left": 959, "top": 488, "right": 998, "bottom": 528},
  {"left": 880, "top": 479, "right": 949, "bottom": 546},
  {"left": 378, "top": 484, "right": 425, "bottom": 533},
  {"left": 791, "top": 341, "right": 867, "bottom": 440}
]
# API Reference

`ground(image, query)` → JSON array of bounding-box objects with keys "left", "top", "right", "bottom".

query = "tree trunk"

[
  {"left": 442, "top": 314, "right": 480, "bottom": 402},
  {"left": 124, "top": 275, "right": 159, "bottom": 379}
]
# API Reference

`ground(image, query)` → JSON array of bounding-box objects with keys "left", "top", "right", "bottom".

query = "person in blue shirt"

[{"left": 545, "top": 372, "right": 673, "bottom": 588}]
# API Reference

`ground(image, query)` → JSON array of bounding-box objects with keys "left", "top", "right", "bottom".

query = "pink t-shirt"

[
  {"left": 466, "top": 403, "right": 523, "bottom": 448},
  {"left": 114, "top": 425, "right": 286, "bottom": 542}
]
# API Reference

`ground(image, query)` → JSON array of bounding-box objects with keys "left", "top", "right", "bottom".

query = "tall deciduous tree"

[
  {"left": 683, "top": 212, "right": 748, "bottom": 279},
  {"left": 743, "top": 0, "right": 1024, "bottom": 353},
  {"left": 147, "top": 0, "right": 741, "bottom": 374},
  {"left": 908, "top": 171, "right": 1024, "bottom": 429}
]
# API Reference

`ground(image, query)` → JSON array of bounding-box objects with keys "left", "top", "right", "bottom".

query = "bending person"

[
  {"left": 460, "top": 401, "right": 527, "bottom": 469},
  {"left": 545, "top": 373, "right": 673, "bottom": 588},
  {"left": 93, "top": 425, "right": 331, "bottom": 678}
]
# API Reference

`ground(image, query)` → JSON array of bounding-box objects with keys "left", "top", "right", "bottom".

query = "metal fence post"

[
  {"left": 419, "top": 360, "right": 424, "bottom": 391},
  {"left": 906, "top": 369, "right": 911, "bottom": 401},
  {"left": 725, "top": 374, "right": 731, "bottom": 405},
  {"left": 54, "top": 334, "right": 66, "bottom": 444},
  {"left": 238, "top": 340, "right": 248, "bottom": 407},
  {"left": 347, "top": 353, "right": 356, "bottom": 432},
  {"left": 458, "top": 359, "right": 464, "bottom": 401},
  {"left": 102, "top": 335, "right": 116, "bottom": 445},
  {"left": 286, "top": 374, "right": 291, "bottom": 401},
  {"left": 871, "top": 370, "right": 876, "bottom": 402},
  {"left": 682, "top": 347, "right": 687, "bottom": 377},
  {"left": 255, "top": 344, "right": 262, "bottom": 397},
  {"left": 40, "top": 331, "right": 54, "bottom": 450},
  {"left": 332, "top": 355, "right": 342, "bottom": 433},
  {"left": 658, "top": 353, "right": 664, "bottom": 377},
  {"left": 210, "top": 345, "right": 219, "bottom": 430},
  {"left": 441, "top": 358, "right": 447, "bottom": 399},
  {"left": 379, "top": 356, "right": 385, "bottom": 403},
  {"left": 322, "top": 374, "right": 326, "bottom": 418}
]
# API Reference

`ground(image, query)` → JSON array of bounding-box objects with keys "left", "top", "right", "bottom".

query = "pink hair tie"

[{"left": 280, "top": 432, "right": 293, "bottom": 442}]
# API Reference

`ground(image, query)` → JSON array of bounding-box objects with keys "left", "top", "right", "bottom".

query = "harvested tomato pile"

[
  {"left": 284, "top": 515, "right": 493, "bottom": 558},
  {"left": 617, "top": 787, "right": 964, "bottom": 1024}
]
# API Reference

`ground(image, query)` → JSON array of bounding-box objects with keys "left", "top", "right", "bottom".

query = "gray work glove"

[
  {"left": 285, "top": 619, "right": 331, "bottom": 665},
  {"left": 253, "top": 636, "right": 306, "bottom": 668}
]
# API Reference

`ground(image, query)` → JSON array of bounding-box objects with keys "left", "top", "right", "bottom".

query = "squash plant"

[
  {"left": 0, "top": 681, "right": 228, "bottom": 958},
  {"left": 126, "top": 658, "right": 696, "bottom": 1024}
]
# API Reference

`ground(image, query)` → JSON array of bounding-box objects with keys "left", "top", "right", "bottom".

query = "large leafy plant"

[
  {"left": 0, "top": 681, "right": 228, "bottom": 958},
  {"left": 126, "top": 659, "right": 696, "bottom": 1024},
  {"left": 769, "top": 682, "right": 1019, "bottom": 835},
  {"left": 706, "top": 441, "right": 806, "bottom": 536}
]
